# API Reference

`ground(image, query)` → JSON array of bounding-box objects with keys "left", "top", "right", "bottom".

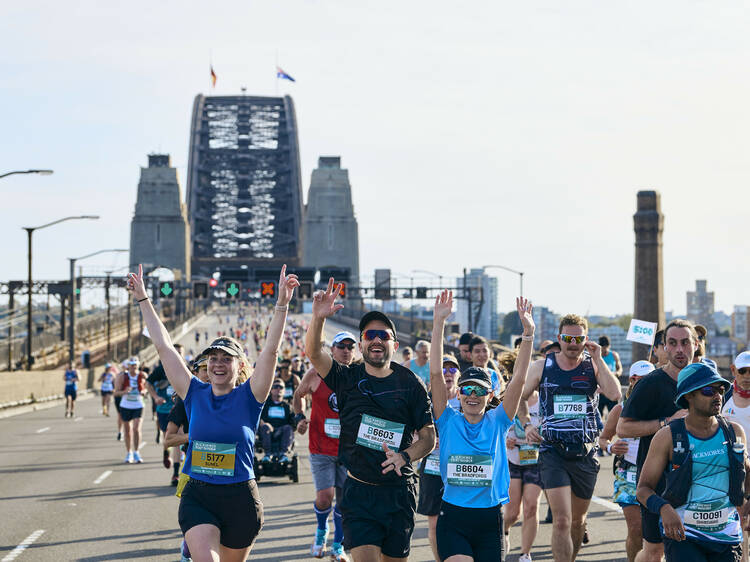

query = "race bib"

[
  {"left": 126, "top": 389, "right": 141, "bottom": 402},
  {"left": 324, "top": 418, "right": 341, "bottom": 439},
  {"left": 355, "top": 414, "right": 404, "bottom": 451},
  {"left": 553, "top": 395, "right": 587, "bottom": 418},
  {"left": 519, "top": 444, "right": 539, "bottom": 466},
  {"left": 683, "top": 501, "right": 732, "bottom": 532},
  {"left": 424, "top": 448, "right": 440, "bottom": 476},
  {"left": 625, "top": 466, "right": 637, "bottom": 484},
  {"left": 191, "top": 440, "right": 236, "bottom": 477},
  {"left": 447, "top": 454, "right": 493, "bottom": 487},
  {"left": 268, "top": 406, "right": 285, "bottom": 419},
  {"left": 284, "top": 387, "right": 293, "bottom": 399}
]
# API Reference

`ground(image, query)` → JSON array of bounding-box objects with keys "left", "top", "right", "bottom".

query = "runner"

[
  {"left": 431, "top": 291, "right": 534, "bottom": 561},
  {"left": 721, "top": 350, "right": 750, "bottom": 562},
  {"left": 598, "top": 360, "right": 655, "bottom": 562},
  {"left": 98, "top": 363, "right": 116, "bottom": 416},
  {"left": 408, "top": 340, "right": 430, "bottom": 387},
  {"left": 457, "top": 332, "right": 475, "bottom": 372},
  {"left": 258, "top": 378, "right": 297, "bottom": 462},
  {"left": 597, "top": 335, "right": 623, "bottom": 418},
  {"left": 114, "top": 360, "right": 127, "bottom": 440},
  {"left": 128, "top": 264, "right": 298, "bottom": 560},
  {"left": 416, "top": 353, "right": 461, "bottom": 562},
  {"left": 63, "top": 361, "right": 80, "bottom": 418},
  {"left": 114, "top": 358, "right": 148, "bottom": 463},
  {"left": 651, "top": 330, "right": 668, "bottom": 368},
  {"left": 400, "top": 347, "right": 413, "bottom": 367},
  {"left": 469, "top": 335, "right": 503, "bottom": 392},
  {"left": 693, "top": 325, "right": 718, "bottom": 370},
  {"left": 503, "top": 348, "right": 543, "bottom": 562},
  {"left": 304, "top": 278, "right": 435, "bottom": 562},
  {"left": 618, "top": 319, "right": 698, "bottom": 562},
  {"left": 148, "top": 347, "right": 184, "bottom": 485},
  {"left": 291, "top": 356, "right": 306, "bottom": 379},
  {"left": 519, "top": 313, "right": 622, "bottom": 562},
  {"left": 636, "top": 363, "right": 749, "bottom": 562},
  {"left": 277, "top": 358, "right": 301, "bottom": 403},
  {"left": 293, "top": 330, "right": 357, "bottom": 560}
]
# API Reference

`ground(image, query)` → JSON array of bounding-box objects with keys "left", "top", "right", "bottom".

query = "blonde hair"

[{"left": 559, "top": 314, "right": 588, "bottom": 333}]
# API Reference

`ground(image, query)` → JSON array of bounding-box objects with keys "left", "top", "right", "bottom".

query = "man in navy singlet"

[{"left": 519, "top": 313, "right": 621, "bottom": 562}]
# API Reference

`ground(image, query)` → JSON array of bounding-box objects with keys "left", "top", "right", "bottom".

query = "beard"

[{"left": 363, "top": 346, "right": 393, "bottom": 369}]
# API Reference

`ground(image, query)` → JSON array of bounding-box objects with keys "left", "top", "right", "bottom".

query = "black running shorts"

[
  {"left": 417, "top": 472, "right": 443, "bottom": 516},
  {"left": 508, "top": 461, "right": 543, "bottom": 488},
  {"left": 178, "top": 478, "right": 264, "bottom": 549},
  {"left": 436, "top": 500, "right": 504, "bottom": 562},
  {"left": 663, "top": 537, "right": 741, "bottom": 562},
  {"left": 120, "top": 407, "right": 143, "bottom": 422},
  {"left": 538, "top": 446, "right": 599, "bottom": 500}
]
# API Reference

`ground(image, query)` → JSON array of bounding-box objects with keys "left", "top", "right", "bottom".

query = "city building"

[
  {"left": 732, "top": 305, "right": 750, "bottom": 347},
  {"left": 588, "top": 324, "right": 633, "bottom": 375},
  {"left": 532, "top": 306, "right": 560, "bottom": 347},
  {"left": 455, "top": 268, "right": 498, "bottom": 341},
  {"left": 687, "top": 280, "right": 716, "bottom": 334}
]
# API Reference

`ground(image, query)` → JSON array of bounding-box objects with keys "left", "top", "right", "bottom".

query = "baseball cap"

[
  {"left": 192, "top": 353, "right": 208, "bottom": 370},
  {"left": 332, "top": 331, "right": 357, "bottom": 345},
  {"left": 127, "top": 357, "right": 140, "bottom": 366},
  {"left": 205, "top": 337, "right": 243, "bottom": 357},
  {"left": 442, "top": 354, "right": 459, "bottom": 368},
  {"left": 358, "top": 311, "right": 397, "bottom": 339},
  {"left": 674, "top": 362, "right": 729, "bottom": 408},
  {"left": 735, "top": 351, "right": 750, "bottom": 370},
  {"left": 629, "top": 360, "right": 655, "bottom": 378},
  {"left": 694, "top": 324, "right": 708, "bottom": 340},
  {"left": 457, "top": 367, "right": 493, "bottom": 389}
]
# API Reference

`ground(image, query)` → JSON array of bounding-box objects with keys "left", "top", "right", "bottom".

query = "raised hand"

[
  {"left": 433, "top": 290, "right": 453, "bottom": 323},
  {"left": 584, "top": 339, "right": 602, "bottom": 361},
  {"left": 311, "top": 278, "right": 344, "bottom": 319},
  {"left": 127, "top": 264, "right": 148, "bottom": 302},
  {"left": 276, "top": 264, "right": 299, "bottom": 306},
  {"left": 516, "top": 297, "right": 534, "bottom": 335}
]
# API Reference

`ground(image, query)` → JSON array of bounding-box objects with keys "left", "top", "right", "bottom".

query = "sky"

[{"left": 1, "top": 1, "right": 748, "bottom": 316}]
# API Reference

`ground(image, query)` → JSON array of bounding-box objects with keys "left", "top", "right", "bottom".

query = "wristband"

[
  {"left": 659, "top": 417, "right": 667, "bottom": 428},
  {"left": 606, "top": 443, "right": 613, "bottom": 455},
  {"left": 400, "top": 451, "right": 411, "bottom": 465},
  {"left": 137, "top": 297, "right": 149, "bottom": 303},
  {"left": 521, "top": 334, "right": 534, "bottom": 342},
  {"left": 646, "top": 494, "right": 669, "bottom": 514},
  {"left": 275, "top": 305, "right": 289, "bottom": 311}
]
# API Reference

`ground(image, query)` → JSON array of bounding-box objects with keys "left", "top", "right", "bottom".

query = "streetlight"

[
  {"left": 482, "top": 264, "right": 524, "bottom": 297},
  {"left": 68, "top": 249, "right": 128, "bottom": 364},
  {"left": 23, "top": 216, "right": 99, "bottom": 369},
  {"left": 0, "top": 169, "right": 54, "bottom": 180}
]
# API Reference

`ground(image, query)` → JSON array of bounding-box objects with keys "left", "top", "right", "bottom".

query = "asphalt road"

[{"left": 0, "top": 308, "right": 630, "bottom": 561}]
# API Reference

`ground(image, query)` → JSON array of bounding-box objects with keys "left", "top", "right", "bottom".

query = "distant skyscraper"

[
  {"left": 130, "top": 154, "right": 190, "bottom": 279},
  {"left": 456, "top": 268, "right": 498, "bottom": 340},
  {"left": 687, "top": 280, "right": 716, "bottom": 334},
  {"left": 732, "top": 305, "right": 750, "bottom": 346},
  {"left": 302, "top": 157, "right": 359, "bottom": 289},
  {"left": 532, "top": 306, "right": 560, "bottom": 346}
]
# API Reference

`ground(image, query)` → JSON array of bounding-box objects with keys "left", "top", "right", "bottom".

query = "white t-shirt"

[
  {"left": 507, "top": 398, "right": 540, "bottom": 466},
  {"left": 722, "top": 396, "right": 750, "bottom": 443}
]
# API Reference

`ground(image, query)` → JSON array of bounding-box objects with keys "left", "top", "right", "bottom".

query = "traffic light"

[
  {"left": 224, "top": 281, "right": 241, "bottom": 299},
  {"left": 259, "top": 280, "right": 277, "bottom": 299},
  {"left": 416, "top": 286, "right": 428, "bottom": 299},
  {"left": 75, "top": 277, "right": 83, "bottom": 303},
  {"left": 297, "top": 281, "right": 314, "bottom": 299},
  {"left": 159, "top": 281, "right": 175, "bottom": 298},
  {"left": 337, "top": 282, "right": 347, "bottom": 299},
  {"left": 193, "top": 282, "right": 208, "bottom": 299}
]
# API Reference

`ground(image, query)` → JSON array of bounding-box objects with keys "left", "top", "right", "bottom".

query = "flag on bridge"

[
  {"left": 210, "top": 65, "right": 217, "bottom": 88},
  {"left": 276, "top": 66, "right": 295, "bottom": 82}
]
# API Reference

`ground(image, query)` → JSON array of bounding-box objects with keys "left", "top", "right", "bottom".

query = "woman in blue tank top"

[
  {"left": 127, "top": 264, "right": 299, "bottom": 561},
  {"left": 430, "top": 291, "right": 535, "bottom": 562}
]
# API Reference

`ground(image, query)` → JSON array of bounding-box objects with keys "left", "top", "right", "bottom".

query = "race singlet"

[
  {"left": 126, "top": 389, "right": 141, "bottom": 402},
  {"left": 324, "top": 418, "right": 340, "bottom": 439},
  {"left": 553, "top": 395, "right": 587, "bottom": 418},
  {"left": 355, "top": 414, "right": 404, "bottom": 451},
  {"left": 446, "top": 454, "right": 493, "bottom": 487},
  {"left": 680, "top": 500, "right": 735, "bottom": 534},
  {"left": 191, "top": 440, "right": 237, "bottom": 477}
]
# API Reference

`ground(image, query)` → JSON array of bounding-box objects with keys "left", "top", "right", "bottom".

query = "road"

[{"left": 0, "top": 307, "right": 630, "bottom": 561}]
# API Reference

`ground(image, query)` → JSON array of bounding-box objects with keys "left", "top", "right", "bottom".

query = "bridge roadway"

[{"left": 0, "top": 308, "right": 629, "bottom": 561}]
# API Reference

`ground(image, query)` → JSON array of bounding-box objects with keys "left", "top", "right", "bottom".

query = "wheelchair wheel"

[{"left": 290, "top": 455, "right": 299, "bottom": 483}]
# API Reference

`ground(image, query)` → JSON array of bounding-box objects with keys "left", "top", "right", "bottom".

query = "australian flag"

[{"left": 276, "top": 66, "right": 295, "bottom": 82}]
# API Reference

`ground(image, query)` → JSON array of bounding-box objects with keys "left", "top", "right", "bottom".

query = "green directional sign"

[
  {"left": 225, "top": 282, "right": 241, "bottom": 299},
  {"left": 159, "top": 282, "right": 175, "bottom": 298}
]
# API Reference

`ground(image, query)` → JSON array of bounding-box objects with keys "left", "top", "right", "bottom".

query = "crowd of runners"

[{"left": 60, "top": 264, "right": 750, "bottom": 562}]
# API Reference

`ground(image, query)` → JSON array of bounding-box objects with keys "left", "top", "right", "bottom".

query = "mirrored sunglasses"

[
  {"left": 560, "top": 334, "right": 586, "bottom": 344},
  {"left": 362, "top": 329, "right": 393, "bottom": 341},
  {"left": 459, "top": 385, "right": 489, "bottom": 397}
]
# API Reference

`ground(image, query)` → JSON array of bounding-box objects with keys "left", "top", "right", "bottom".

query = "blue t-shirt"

[
  {"left": 435, "top": 404, "right": 513, "bottom": 508},
  {"left": 64, "top": 370, "right": 78, "bottom": 390},
  {"left": 183, "top": 377, "right": 264, "bottom": 484}
]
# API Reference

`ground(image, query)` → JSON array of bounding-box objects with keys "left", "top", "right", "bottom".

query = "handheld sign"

[{"left": 626, "top": 319, "right": 657, "bottom": 346}]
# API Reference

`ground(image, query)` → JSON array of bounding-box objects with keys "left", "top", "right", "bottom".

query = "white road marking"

[
  {"left": 1, "top": 529, "right": 45, "bottom": 561},
  {"left": 138, "top": 441, "right": 147, "bottom": 450},
  {"left": 590, "top": 495, "right": 622, "bottom": 512},
  {"left": 35, "top": 427, "right": 50, "bottom": 434},
  {"left": 93, "top": 470, "right": 112, "bottom": 484},
  {"left": 74, "top": 417, "right": 83, "bottom": 422}
]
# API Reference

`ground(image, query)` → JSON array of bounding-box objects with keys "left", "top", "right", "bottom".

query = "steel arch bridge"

[{"left": 186, "top": 94, "right": 304, "bottom": 278}]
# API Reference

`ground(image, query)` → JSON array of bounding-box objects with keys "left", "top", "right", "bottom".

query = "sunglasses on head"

[
  {"left": 698, "top": 385, "right": 725, "bottom": 397},
  {"left": 362, "top": 329, "right": 393, "bottom": 341},
  {"left": 334, "top": 342, "right": 355, "bottom": 350},
  {"left": 738, "top": 367, "right": 750, "bottom": 375},
  {"left": 443, "top": 367, "right": 458, "bottom": 374},
  {"left": 560, "top": 334, "right": 586, "bottom": 344},
  {"left": 459, "top": 385, "right": 490, "bottom": 397}
]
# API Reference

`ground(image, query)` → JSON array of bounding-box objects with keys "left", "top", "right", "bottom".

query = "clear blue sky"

[{"left": 1, "top": 1, "right": 748, "bottom": 315}]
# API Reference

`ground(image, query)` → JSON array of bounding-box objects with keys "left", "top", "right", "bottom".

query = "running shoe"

[
  {"left": 163, "top": 450, "right": 172, "bottom": 469},
  {"left": 125, "top": 452, "right": 134, "bottom": 464},
  {"left": 261, "top": 455, "right": 271, "bottom": 463},
  {"left": 180, "top": 540, "right": 191, "bottom": 562},
  {"left": 330, "top": 542, "right": 348, "bottom": 561},
  {"left": 518, "top": 554, "right": 533, "bottom": 562},
  {"left": 279, "top": 454, "right": 290, "bottom": 463},
  {"left": 311, "top": 528, "right": 327, "bottom": 558},
  {"left": 133, "top": 451, "right": 143, "bottom": 463},
  {"left": 582, "top": 529, "right": 590, "bottom": 544},
  {"left": 156, "top": 430, "right": 160, "bottom": 444},
  {"left": 117, "top": 432, "right": 122, "bottom": 441},
  {"left": 171, "top": 475, "right": 179, "bottom": 487}
]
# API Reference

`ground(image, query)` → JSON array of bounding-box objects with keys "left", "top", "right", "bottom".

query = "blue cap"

[
  {"left": 674, "top": 363, "right": 729, "bottom": 408},
  {"left": 332, "top": 331, "right": 357, "bottom": 345}
]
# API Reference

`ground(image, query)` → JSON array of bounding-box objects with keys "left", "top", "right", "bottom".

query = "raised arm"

[
  {"left": 292, "top": 368, "right": 318, "bottom": 415},
  {"left": 586, "top": 340, "right": 622, "bottom": 402},
  {"left": 251, "top": 266, "right": 299, "bottom": 403},
  {"left": 127, "top": 265, "right": 192, "bottom": 399},
  {"left": 429, "top": 290, "right": 453, "bottom": 421},
  {"left": 304, "top": 278, "right": 343, "bottom": 378},
  {"left": 503, "top": 298, "right": 535, "bottom": 420}
]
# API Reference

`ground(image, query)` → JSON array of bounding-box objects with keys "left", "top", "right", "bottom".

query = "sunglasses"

[
  {"left": 443, "top": 367, "right": 459, "bottom": 374},
  {"left": 738, "top": 368, "right": 750, "bottom": 375},
  {"left": 560, "top": 335, "right": 586, "bottom": 344},
  {"left": 334, "top": 343, "right": 355, "bottom": 350},
  {"left": 698, "top": 385, "right": 725, "bottom": 397},
  {"left": 459, "top": 385, "right": 490, "bottom": 397},
  {"left": 271, "top": 385, "right": 284, "bottom": 390},
  {"left": 362, "top": 329, "right": 393, "bottom": 341}
]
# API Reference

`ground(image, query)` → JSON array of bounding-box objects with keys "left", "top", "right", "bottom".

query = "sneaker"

[
  {"left": 330, "top": 542, "right": 348, "bottom": 561},
  {"left": 133, "top": 451, "right": 143, "bottom": 463},
  {"left": 519, "top": 554, "right": 533, "bottom": 562},
  {"left": 311, "top": 528, "right": 327, "bottom": 558},
  {"left": 156, "top": 430, "right": 160, "bottom": 444},
  {"left": 163, "top": 450, "right": 172, "bottom": 469},
  {"left": 544, "top": 507, "right": 553, "bottom": 524},
  {"left": 261, "top": 455, "right": 271, "bottom": 463},
  {"left": 117, "top": 432, "right": 122, "bottom": 441},
  {"left": 125, "top": 452, "right": 134, "bottom": 464},
  {"left": 171, "top": 475, "right": 179, "bottom": 486},
  {"left": 582, "top": 529, "right": 590, "bottom": 544},
  {"left": 181, "top": 540, "right": 191, "bottom": 559},
  {"left": 280, "top": 454, "right": 290, "bottom": 463}
]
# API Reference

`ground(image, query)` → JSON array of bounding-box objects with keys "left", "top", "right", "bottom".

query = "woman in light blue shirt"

[{"left": 430, "top": 290, "right": 535, "bottom": 562}]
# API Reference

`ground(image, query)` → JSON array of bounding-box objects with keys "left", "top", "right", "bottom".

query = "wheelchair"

[{"left": 253, "top": 434, "right": 299, "bottom": 483}]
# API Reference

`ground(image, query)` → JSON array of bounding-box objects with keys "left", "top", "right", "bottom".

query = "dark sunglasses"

[
  {"left": 271, "top": 385, "right": 284, "bottom": 390},
  {"left": 459, "top": 385, "right": 490, "bottom": 397},
  {"left": 698, "top": 385, "right": 725, "bottom": 397},
  {"left": 362, "top": 329, "right": 393, "bottom": 341},
  {"left": 334, "top": 343, "right": 355, "bottom": 350},
  {"left": 738, "top": 368, "right": 750, "bottom": 375},
  {"left": 560, "top": 334, "right": 586, "bottom": 344},
  {"left": 443, "top": 367, "right": 459, "bottom": 374}
]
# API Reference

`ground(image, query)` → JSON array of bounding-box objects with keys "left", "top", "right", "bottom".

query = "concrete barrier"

[{"left": 0, "top": 369, "right": 75, "bottom": 407}]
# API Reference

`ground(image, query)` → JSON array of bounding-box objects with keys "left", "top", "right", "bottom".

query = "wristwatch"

[
  {"left": 400, "top": 451, "right": 411, "bottom": 465},
  {"left": 659, "top": 417, "right": 667, "bottom": 428}
]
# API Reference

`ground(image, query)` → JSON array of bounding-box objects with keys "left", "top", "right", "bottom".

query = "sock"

[
  {"left": 333, "top": 505, "right": 344, "bottom": 543},
  {"left": 314, "top": 504, "right": 332, "bottom": 532},
  {"left": 173, "top": 462, "right": 180, "bottom": 477}
]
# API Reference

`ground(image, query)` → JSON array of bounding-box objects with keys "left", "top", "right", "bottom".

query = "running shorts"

[
  {"left": 114, "top": 396, "right": 122, "bottom": 413},
  {"left": 157, "top": 411, "right": 170, "bottom": 433},
  {"left": 663, "top": 537, "right": 741, "bottom": 562},
  {"left": 120, "top": 407, "right": 143, "bottom": 422},
  {"left": 508, "top": 461, "right": 543, "bottom": 488},
  {"left": 436, "top": 500, "right": 504, "bottom": 562},
  {"left": 65, "top": 388, "right": 77, "bottom": 400},
  {"left": 178, "top": 478, "right": 263, "bottom": 549},
  {"left": 538, "top": 446, "right": 599, "bottom": 500},
  {"left": 309, "top": 454, "right": 347, "bottom": 492}
]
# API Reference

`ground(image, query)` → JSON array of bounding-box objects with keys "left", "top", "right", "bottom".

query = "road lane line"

[
  {"left": 590, "top": 495, "right": 622, "bottom": 512},
  {"left": 74, "top": 417, "right": 83, "bottom": 422},
  {"left": 94, "top": 470, "right": 112, "bottom": 484},
  {"left": 2, "top": 529, "right": 45, "bottom": 561},
  {"left": 35, "top": 427, "right": 50, "bottom": 434},
  {"left": 138, "top": 441, "right": 147, "bottom": 450}
]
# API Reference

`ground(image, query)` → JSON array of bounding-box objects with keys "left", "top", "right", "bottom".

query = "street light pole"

[
  {"left": 482, "top": 264, "right": 524, "bottom": 297},
  {"left": 0, "top": 169, "right": 53, "bottom": 180}
]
